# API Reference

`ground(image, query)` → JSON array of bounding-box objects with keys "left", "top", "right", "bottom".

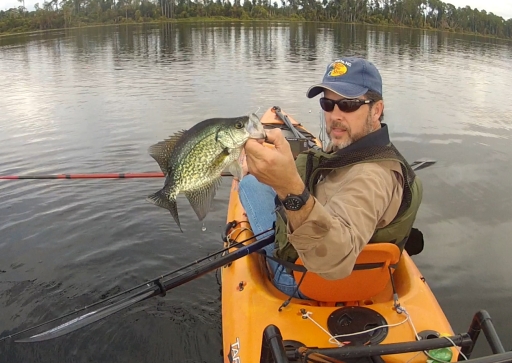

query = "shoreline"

[{"left": 1, "top": 17, "right": 511, "bottom": 43}]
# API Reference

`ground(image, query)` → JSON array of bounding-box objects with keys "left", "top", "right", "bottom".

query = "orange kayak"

[{"left": 220, "top": 107, "right": 464, "bottom": 363}]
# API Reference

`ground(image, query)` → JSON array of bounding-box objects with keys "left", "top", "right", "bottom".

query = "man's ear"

[{"left": 372, "top": 100, "right": 384, "bottom": 122}]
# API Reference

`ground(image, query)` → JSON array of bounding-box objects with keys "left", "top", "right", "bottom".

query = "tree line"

[{"left": 1, "top": 0, "right": 512, "bottom": 40}]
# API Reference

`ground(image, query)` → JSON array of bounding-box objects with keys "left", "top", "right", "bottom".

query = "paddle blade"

[
  {"left": 411, "top": 159, "right": 436, "bottom": 171},
  {"left": 15, "top": 290, "right": 154, "bottom": 343}
]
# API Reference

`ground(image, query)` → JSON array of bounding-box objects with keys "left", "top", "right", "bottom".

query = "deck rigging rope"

[
  {"left": 301, "top": 305, "right": 468, "bottom": 362},
  {"left": 300, "top": 310, "right": 343, "bottom": 347},
  {"left": 401, "top": 306, "right": 469, "bottom": 362}
]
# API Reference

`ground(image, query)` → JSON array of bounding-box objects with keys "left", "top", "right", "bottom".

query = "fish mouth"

[{"left": 246, "top": 113, "right": 266, "bottom": 139}]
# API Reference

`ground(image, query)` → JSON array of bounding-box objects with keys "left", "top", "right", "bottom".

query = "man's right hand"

[{"left": 244, "top": 129, "right": 305, "bottom": 199}]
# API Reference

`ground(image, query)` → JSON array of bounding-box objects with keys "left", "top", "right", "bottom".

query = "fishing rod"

[
  {"left": 0, "top": 159, "right": 436, "bottom": 181},
  {"left": 0, "top": 172, "right": 165, "bottom": 180},
  {"left": 1, "top": 228, "right": 274, "bottom": 343},
  {"left": 0, "top": 171, "right": 235, "bottom": 180}
]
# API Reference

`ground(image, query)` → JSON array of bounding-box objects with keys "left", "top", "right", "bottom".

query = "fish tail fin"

[{"left": 146, "top": 188, "right": 183, "bottom": 232}]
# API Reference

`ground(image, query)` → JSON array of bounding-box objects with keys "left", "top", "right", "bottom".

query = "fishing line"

[
  {"left": 215, "top": 220, "right": 254, "bottom": 284},
  {"left": 0, "top": 227, "right": 272, "bottom": 342},
  {"left": 226, "top": 223, "right": 252, "bottom": 245}
]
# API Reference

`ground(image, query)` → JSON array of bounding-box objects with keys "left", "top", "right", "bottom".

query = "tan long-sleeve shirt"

[{"left": 287, "top": 160, "right": 404, "bottom": 280}]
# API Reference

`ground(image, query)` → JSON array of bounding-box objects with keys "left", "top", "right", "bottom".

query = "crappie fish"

[{"left": 147, "top": 113, "right": 266, "bottom": 231}]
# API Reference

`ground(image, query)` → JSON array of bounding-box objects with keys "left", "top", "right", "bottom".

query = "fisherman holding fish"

[{"left": 239, "top": 57, "right": 423, "bottom": 298}]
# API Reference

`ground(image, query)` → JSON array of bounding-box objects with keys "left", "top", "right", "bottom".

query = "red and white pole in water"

[{"left": 0, "top": 171, "right": 235, "bottom": 180}]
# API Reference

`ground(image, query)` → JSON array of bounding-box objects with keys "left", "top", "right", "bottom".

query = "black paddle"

[
  {"left": 4, "top": 230, "right": 275, "bottom": 343},
  {"left": 410, "top": 158, "right": 436, "bottom": 171}
]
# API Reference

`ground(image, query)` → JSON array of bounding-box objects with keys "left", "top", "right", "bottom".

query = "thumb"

[{"left": 264, "top": 129, "right": 290, "bottom": 151}]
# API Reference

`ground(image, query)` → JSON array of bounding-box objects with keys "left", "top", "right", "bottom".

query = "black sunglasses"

[{"left": 319, "top": 97, "right": 374, "bottom": 113}]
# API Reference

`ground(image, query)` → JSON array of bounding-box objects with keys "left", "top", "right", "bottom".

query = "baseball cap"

[{"left": 306, "top": 57, "right": 382, "bottom": 99}]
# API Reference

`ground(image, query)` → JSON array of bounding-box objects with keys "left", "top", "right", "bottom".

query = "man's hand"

[
  {"left": 244, "top": 128, "right": 315, "bottom": 231},
  {"left": 244, "top": 129, "right": 305, "bottom": 199}
]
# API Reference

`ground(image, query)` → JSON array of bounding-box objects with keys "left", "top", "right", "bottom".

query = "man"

[{"left": 238, "top": 57, "right": 422, "bottom": 299}]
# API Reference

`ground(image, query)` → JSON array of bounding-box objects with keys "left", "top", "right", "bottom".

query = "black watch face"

[{"left": 283, "top": 196, "right": 304, "bottom": 211}]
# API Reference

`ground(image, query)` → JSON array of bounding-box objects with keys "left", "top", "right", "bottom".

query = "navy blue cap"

[{"left": 306, "top": 57, "right": 382, "bottom": 98}]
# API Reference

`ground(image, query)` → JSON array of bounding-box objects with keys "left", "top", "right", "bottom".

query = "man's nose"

[{"left": 331, "top": 104, "right": 346, "bottom": 119}]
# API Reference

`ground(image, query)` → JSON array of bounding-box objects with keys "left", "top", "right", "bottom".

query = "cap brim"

[{"left": 306, "top": 82, "right": 368, "bottom": 99}]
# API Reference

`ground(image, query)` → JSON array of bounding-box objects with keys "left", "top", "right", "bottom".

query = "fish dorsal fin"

[
  {"left": 184, "top": 176, "right": 223, "bottom": 221},
  {"left": 148, "top": 130, "right": 187, "bottom": 174}
]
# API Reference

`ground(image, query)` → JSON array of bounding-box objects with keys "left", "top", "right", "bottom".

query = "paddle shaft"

[{"left": 155, "top": 236, "right": 268, "bottom": 293}]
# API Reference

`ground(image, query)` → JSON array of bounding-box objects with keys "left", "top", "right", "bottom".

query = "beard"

[{"left": 327, "top": 112, "right": 375, "bottom": 151}]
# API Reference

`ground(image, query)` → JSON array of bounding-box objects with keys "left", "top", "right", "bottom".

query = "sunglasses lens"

[
  {"left": 339, "top": 101, "right": 361, "bottom": 113},
  {"left": 319, "top": 98, "right": 335, "bottom": 112},
  {"left": 320, "top": 98, "right": 369, "bottom": 113}
]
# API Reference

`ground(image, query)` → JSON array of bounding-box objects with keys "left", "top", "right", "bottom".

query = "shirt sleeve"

[{"left": 287, "top": 162, "right": 404, "bottom": 280}]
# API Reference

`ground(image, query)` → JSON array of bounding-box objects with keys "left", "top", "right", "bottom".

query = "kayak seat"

[{"left": 292, "top": 243, "right": 400, "bottom": 303}]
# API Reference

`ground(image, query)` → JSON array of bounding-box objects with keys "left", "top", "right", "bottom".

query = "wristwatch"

[{"left": 280, "top": 187, "right": 311, "bottom": 211}]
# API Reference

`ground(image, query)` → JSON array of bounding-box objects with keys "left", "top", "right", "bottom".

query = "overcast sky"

[{"left": 2, "top": 0, "right": 511, "bottom": 19}]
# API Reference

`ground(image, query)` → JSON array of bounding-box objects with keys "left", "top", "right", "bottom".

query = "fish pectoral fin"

[
  {"left": 184, "top": 176, "right": 222, "bottom": 221},
  {"left": 146, "top": 188, "right": 183, "bottom": 232},
  {"left": 148, "top": 130, "right": 187, "bottom": 174},
  {"left": 228, "top": 160, "right": 243, "bottom": 181}
]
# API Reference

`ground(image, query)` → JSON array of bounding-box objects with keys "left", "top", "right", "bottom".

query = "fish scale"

[{"left": 178, "top": 135, "right": 230, "bottom": 190}]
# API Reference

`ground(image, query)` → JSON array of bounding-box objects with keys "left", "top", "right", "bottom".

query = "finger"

[
  {"left": 244, "top": 139, "right": 271, "bottom": 160},
  {"left": 244, "top": 138, "right": 262, "bottom": 152},
  {"left": 264, "top": 128, "right": 291, "bottom": 153},
  {"left": 262, "top": 128, "right": 282, "bottom": 144}
]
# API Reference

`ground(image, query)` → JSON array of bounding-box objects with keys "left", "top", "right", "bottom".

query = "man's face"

[{"left": 323, "top": 89, "right": 383, "bottom": 150}]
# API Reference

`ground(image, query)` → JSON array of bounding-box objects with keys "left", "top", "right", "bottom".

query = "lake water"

[{"left": 1, "top": 22, "right": 512, "bottom": 362}]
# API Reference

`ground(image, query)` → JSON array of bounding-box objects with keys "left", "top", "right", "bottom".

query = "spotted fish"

[{"left": 147, "top": 113, "right": 266, "bottom": 231}]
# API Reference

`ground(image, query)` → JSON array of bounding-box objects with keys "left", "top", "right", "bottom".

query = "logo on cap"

[{"left": 328, "top": 60, "right": 351, "bottom": 77}]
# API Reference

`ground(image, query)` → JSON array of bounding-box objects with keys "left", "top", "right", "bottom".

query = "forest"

[{"left": 1, "top": 0, "right": 512, "bottom": 39}]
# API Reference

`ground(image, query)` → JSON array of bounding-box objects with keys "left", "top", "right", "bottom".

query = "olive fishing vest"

[{"left": 273, "top": 124, "right": 423, "bottom": 263}]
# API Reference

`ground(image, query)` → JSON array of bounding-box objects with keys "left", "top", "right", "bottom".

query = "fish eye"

[{"left": 235, "top": 121, "right": 244, "bottom": 129}]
